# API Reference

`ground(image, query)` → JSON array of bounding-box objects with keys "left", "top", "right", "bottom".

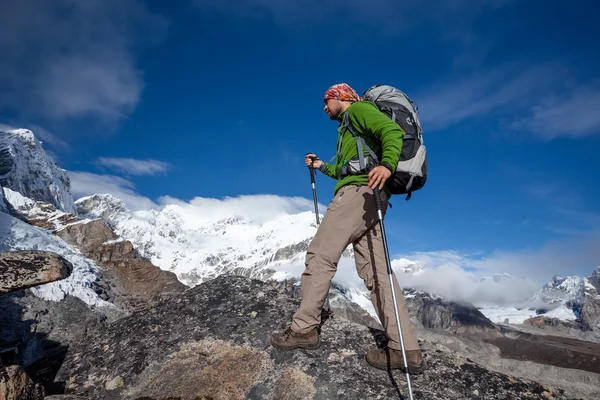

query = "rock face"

[
  {"left": 55, "top": 276, "right": 580, "bottom": 400},
  {"left": 0, "top": 291, "right": 121, "bottom": 397},
  {"left": 581, "top": 268, "right": 600, "bottom": 331},
  {"left": 0, "top": 358, "right": 44, "bottom": 400},
  {"left": 0, "top": 250, "right": 72, "bottom": 295},
  {"left": 55, "top": 219, "right": 187, "bottom": 311},
  {"left": 404, "top": 290, "right": 499, "bottom": 336},
  {"left": 2, "top": 187, "right": 79, "bottom": 231},
  {"left": 0, "top": 129, "right": 74, "bottom": 213}
]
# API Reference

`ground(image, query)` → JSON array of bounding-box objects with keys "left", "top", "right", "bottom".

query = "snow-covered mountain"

[
  {"left": 0, "top": 129, "right": 75, "bottom": 213},
  {"left": 0, "top": 207, "right": 109, "bottom": 307},
  {"left": 0, "top": 130, "right": 108, "bottom": 307},
  {"left": 539, "top": 275, "right": 587, "bottom": 306},
  {"left": 75, "top": 193, "right": 328, "bottom": 286}
]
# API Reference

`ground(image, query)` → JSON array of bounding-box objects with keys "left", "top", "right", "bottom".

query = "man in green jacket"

[{"left": 270, "top": 83, "right": 426, "bottom": 374}]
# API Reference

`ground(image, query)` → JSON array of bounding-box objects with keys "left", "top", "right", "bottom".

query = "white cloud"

[
  {"left": 415, "top": 63, "right": 600, "bottom": 140},
  {"left": 416, "top": 63, "right": 565, "bottom": 130},
  {"left": 158, "top": 194, "right": 326, "bottom": 225},
  {"left": 97, "top": 157, "right": 170, "bottom": 176},
  {"left": 68, "top": 171, "right": 158, "bottom": 211},
  {"left": 278, "top": 249, "right": 546, "bottom": 309},
  {"left": 29, "top": 125, "right": 70, "bottom": 150},
  {"left": 514, "top": 84, "right": 600, "bottom": 140},
  {"left": 0, "top": 0, "right": 168, "bottom": 122},
  {"left": 1, "top": 123, "right": 69, "bottom": 150},
  {"left": 399, "top": 237, "right": 600, "bottom": 285},
  {"left": 400, "top": 264, "right": 542, "bottom": 308}
]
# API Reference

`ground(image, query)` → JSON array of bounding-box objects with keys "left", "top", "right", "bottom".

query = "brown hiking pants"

[{"left": 291, "top": 185, "right": 420, "bottom": 351}]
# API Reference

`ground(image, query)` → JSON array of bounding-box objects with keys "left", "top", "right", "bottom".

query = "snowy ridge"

[
  {"left": 0, "top": 210, "right": 111, "bottom": 307},
  {"left": 584, "top": 278, "right": 600, "bottom": 299},
  {"left": 76, "top": 194, "right": 326, "bottom": 286},
  {"left": 535, "top": 275, "right": 586, "bottom": 307},
  {"left": 478, "top": 305, "right": 577, "bottom": 325},
  {"left": 0, "top": 129, "right": 75, "bottom": 213},
  {"left": 1, "top": 187, "right": 79, "bottom": 231},
  {"left": 392, "top": 258, "right": 425, "bottom": 275}
]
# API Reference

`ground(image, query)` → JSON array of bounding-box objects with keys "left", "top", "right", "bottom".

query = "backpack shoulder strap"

[{"left": 342, "top": 112, "right": 379, "bottom": 171}]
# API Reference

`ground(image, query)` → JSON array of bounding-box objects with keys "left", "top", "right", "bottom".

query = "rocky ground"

[
  {"left": 54, "top": 276, "right": 593, "bottom": 400},
  {"left": 0, "top": 250, "right": 74, "bottom": 400},
  {"left": 485, "top": 327, "right": 600, "bottom": 374}
]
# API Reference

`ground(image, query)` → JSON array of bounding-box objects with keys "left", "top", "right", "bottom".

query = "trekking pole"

[
  {"left": 307, "top": 154, "right": 320, "bottom": 226},
  {"left": 373, "top": 187, "right": 414, "bottom": 400}
]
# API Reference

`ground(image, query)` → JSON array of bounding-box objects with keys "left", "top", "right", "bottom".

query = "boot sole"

[
  {"left": 365, "top": 356, "right": 426, "bottom": 374},
  {"left": 270, "top": 338, "right": 321, "bottom": 350}
]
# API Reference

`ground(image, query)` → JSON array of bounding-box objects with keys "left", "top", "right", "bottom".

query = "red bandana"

[{"left": 324, "top": 83, "right": 360, "bottom": 103}]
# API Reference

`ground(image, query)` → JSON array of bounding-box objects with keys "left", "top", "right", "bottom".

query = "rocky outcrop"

[
  {"left": 2, "top": 187, "right": 79, "bottom": 231},
  {"left": 581, "top": 268, "right": 600, "bottom": 331},
  {"left": 404, "top": 290, "right": 499, "bottom": 336},
  {"left": 523, "top": 316, "right": 585, "bottom": 336},
  {"left": 0, "top": 250, "right": 72, "bottom": 295},
  {"left": 55, "top": 219, "right": 187, "bottom": 311},
  {"left": 55, "top": 276, "right": 582, "bottom": 400},
  {"left": 0, "top": 358, "right": 44, "bottom": 400},
  {"left": 0, "top": 291, "right": 122, "bottom": 397}
]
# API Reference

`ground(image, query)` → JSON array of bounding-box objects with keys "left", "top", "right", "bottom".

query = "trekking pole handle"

[{"left": 306, "top": 153, "right": 320, "bottom": 167}]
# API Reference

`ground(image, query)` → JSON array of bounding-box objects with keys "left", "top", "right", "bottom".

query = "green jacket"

[{"left": 319, "top": 101, "right": 404, "bottom": 195}]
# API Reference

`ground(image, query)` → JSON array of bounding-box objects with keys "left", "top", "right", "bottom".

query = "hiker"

[{"left": 270, "top": 83, "right": 426, "bottom": 373}]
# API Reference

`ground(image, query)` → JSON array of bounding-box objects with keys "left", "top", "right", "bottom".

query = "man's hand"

[
  {"left": 368, "top": 166, "right": 392, "bottom": 190},
  {"left": 305, "top": 153, "right": 323, "bottom": 169}
]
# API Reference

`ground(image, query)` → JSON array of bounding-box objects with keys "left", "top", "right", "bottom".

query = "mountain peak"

[
  {"left": 75, "top": 193, "right": 130, "bottom": 222},
  {"left": 3, "top": 128, "right": 35, "bottom": 142},
  {"left": 0, "top": 128, "right": 75, "bottom": 213}
]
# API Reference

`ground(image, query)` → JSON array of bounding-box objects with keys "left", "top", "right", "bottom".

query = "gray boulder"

[{"left": 0, "top": 250, "right": 72, "bottom": 295}]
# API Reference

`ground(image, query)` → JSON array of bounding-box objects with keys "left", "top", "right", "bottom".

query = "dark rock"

[
  {"left": 273, "top": 239, "right": 310, "bottom": 261},
  {"left": 0, "top": 357, "right": 45, "bottom": 400},
  {"left": 403, "top": 290, "right": 499, "bottom": 336},
  {"left": 0, "top": 291, "right": 121, "bottom": 395},
  {"left": 0, "top": 250, "right": 72, "bottom": 295},
  {"left": 589, "top": 267, "right": 600, "bottom": 292},
  {"left": 55, "top": 276, "right": 577, "bottom": 400},
  {"left": 486, "top": 325, "right": 600, "bottom": 375},
  {"left": 581, "top": 270, "right": 600, "bottom": 332}
]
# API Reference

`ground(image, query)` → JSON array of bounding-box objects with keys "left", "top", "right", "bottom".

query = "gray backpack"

[{"left": 343, "top": 84, "right": 427, "bottom": 200}]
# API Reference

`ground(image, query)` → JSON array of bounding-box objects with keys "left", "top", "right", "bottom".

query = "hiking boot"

[
  {"left": 365, "top": 347, "right": 427, "bottom": 374},
  {"left": 270, "top": 327, "right": 321, "bottom": 350}
]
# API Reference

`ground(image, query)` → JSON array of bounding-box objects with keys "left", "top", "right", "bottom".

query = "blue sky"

[{"left": 1, "top": 0, "right": 599, "bottom": 281}]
